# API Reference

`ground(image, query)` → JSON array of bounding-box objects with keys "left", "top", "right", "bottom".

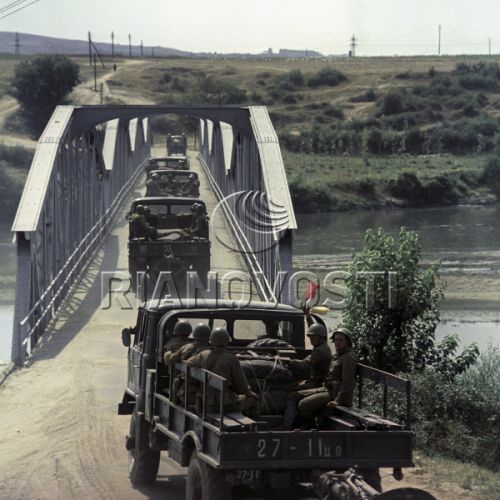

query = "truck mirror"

[{"left": 121, "top": 328, "right": 131, "bottom": 347}]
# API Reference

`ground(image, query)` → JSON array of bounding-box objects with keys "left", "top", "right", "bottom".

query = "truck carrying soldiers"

[{"left": 119, "top": 299, "right": 434, "bottom": 500}]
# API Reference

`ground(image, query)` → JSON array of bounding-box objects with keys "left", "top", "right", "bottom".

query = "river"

[
  {"left": 294, "top": 205, "right": 500, "bottom": 351},
  {"left": 1, "top": 205, "right": 499, "bottom": 361}
]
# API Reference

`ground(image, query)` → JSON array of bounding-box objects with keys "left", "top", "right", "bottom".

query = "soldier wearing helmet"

[
  {"left": 278, "top": 322, "right": 332, "bottom": 430},
  {"left": 129, "top": 204, "right": 159, "bottom": 240},
  {"left": 294, "top": 326, "right": 358, "bottom": 426},
  {"left": 184, "top": 203, "right": 208, "bottom": 239},
  {"left": 145, "top": 172, "right": 162, "bottom": 196},
  {"left": 164, "top": 323, "right": 211, "bottom": 365},
  {"left": 186, "top": 327, "right": 259, "bottom": 419},
  {"left": 288, "top": 323, "right": 332, "bottom": 388},
  {"left": 163, "top": 320, "right": 193, "bottom": 354}
]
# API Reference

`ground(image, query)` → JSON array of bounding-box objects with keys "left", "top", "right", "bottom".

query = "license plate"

[{"left": 235, "top": 470, "right": 261, "bottom": 485}]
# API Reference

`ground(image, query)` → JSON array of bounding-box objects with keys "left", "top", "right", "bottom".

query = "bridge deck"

[{"left": 0, "top": 146, "right": 256, "bottom": 499}]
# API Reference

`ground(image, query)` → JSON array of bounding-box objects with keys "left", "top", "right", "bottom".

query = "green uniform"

[
  {"left": 188, "top": 213, "right": 208, "bottom": 239},
  {"left": 129, "top": 213, "right": 157, "bottom": 240},
  {"left": 186, "top": 347, "right": 258, "bottom": 419},
  {"left": 164, "top": 336, "right": 191, "bottom": 354},
  {"left": 289, "top": 341, "right": 332, "bottom": 387},
  {"left": 298, "top": 347, "right": 357, "bottom": 418}
]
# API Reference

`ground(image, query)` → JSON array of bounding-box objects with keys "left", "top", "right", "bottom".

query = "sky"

[{"left": 1, "top": 0, "right": 500, "bottom": 56}]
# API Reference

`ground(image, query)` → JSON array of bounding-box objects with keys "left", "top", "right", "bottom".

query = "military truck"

[
  {"left": 145, "top": 170, "right": 200, "bottom": 198},
  {"left": 127, "top": 197, "right": 210, "bottom": 294},
  {"left": 118, "top": 300, "right": 433, "bottom": 500},
  {"left": 166, "top": 133, "right": 187, "bottom": 155},
  {"left": 145, "top": 156, "right": 189, "bottom": 174}
]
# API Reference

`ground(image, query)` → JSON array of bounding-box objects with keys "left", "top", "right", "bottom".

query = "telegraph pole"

[
  {"left": 88, "top": 31, "right": 92, "bottom": 66},
  {"left": 14, "top": 32, "right": 20, "bottom": 55},
  {"left": 140, "top": 40, "right": 143, "bottom": 57},
  {"left": 438, "top": 24, "right": 441, "bottom": 55},
  {"left": 489, "top": 38, "right": 491, "bottom": 56},
  {"left": 93, "top": 54, "right": 97, "bottom": 91},
  {"left": 350, "top": 34, "right": 357, "bottom": 57},
  {"left": 151, "top": 46, "right": 155, "bottom": 57},
  {"left": 128, "top": 34, "right": 132, "bottom": 58},
  {"left": 111, "top": 31, "right": 115, "bottom": 58}
]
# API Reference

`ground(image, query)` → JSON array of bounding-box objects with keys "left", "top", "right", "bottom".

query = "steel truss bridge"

[{"left": 10, "top": 105, "right": 297, "bottom": 365}]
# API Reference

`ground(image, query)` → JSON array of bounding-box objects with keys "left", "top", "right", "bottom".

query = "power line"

[
  {"left": 0, "top": 0, "right": 30, "bottom": 14},
  {"left": 0, "top": 0, "right": 40, "bottom": 21}
]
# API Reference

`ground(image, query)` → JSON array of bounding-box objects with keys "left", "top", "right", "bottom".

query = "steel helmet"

[
  {"left": 210, "top": 327, "right": 231, "bottom": 346},
  {"left": 331, "top": 327, "right": 353, "bottom": 346},
  {"left": 193, "top": 323, "right": 211, "bottom": 341},
  {"left": 151, "top": 173, "right": 160, "bottom": 180},
  {"left": 173, "top": 320, "right": 192, "bottom": 337},
  {"left": 188, "top": 174, "right": 196, "bottom": 180},
  {"left": 307, "top": 323, "right": 327, "bottom": 338},
  {"left": 135, "top": 204, "right": 146, "bottom": 215}
]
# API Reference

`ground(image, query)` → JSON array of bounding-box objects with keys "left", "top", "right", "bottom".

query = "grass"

[{"left": 411, "top": 452, "right": 500, "bottom": 500}]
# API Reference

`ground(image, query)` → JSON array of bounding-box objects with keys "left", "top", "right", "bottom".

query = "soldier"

[
  {"left": 165, "top": 323, "right": 212, "bottom": 406},
  {"left": 164, "top": 320, "right": 193, "bottom": 354},
  {"left": 278, "top": 323, "right": 332, "bottom": 429},
  {"left": 143, "top": 206, "right": 159, "bottom": 228},
  {"left": 129, "top": 205, "right": 158, "bottom": 240},
  {"left": 164, "top": 323, "right": 211, "bottom": 365},
  {"left": 296, "top": 327, "right": 357, "bottom": 424},
  {"left": 288, "top": 323, "right": 332, "bottom": 388},
  {"left": 145, "top": 173, "right": 161, "bottom": 196},
  {"left": 184, "top": 203, "right": 208, "bottom": 239},
  {"left": 186, "top": 327, "right": 259, "bottom": 419}
]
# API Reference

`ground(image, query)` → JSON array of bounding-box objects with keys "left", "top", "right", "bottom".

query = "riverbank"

[{"left": 284, "top": 151, "right": 498, "bottom": 213}]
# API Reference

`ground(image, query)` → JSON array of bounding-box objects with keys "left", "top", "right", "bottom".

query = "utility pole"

[
  {"left": 140, "top": 40, "right": 143, "bottom": 57},
  {"left": 111, "top": 31, "right": 114, "bottom": 58},
  {"left": 100, "top": 82, "right": 104, "bottom": 104},
  {"left": 128, "top": 34, "right": 132, "bottom": 58},
  {"left": 93, "top": 54, "right": 97, "bottom": 92},
  {"left": 489, "top": 38, "right": 491, "bottom": 56},
  {"left": 88, "top": 31, "right": 92, "bottom": 66},
  {"left": 14, "top": 32, "right": 20, "bottom": 55},
  {"left": 350, "top": 34, "right": 357, "bottom": 57},
  {"left": 151, "top": 46, "right": 155, "bottom": 57},
  {"left": 438, "top": 24, "right": 441, "bottom": 55}
]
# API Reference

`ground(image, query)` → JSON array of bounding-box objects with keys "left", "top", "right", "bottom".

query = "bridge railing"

[
  {"left": 197, "top": 106, "right": 297, "bottom": 304},
  {"left": 11, "top": 106, "right": 149, "bottom": 364}
]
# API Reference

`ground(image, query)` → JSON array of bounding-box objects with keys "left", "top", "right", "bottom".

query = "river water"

[
  {"left": 294, "top": 205, "right": 500, "bottom": 352},
  {"left": 1, "top": 205, "right": 499, "bottom": 361}
]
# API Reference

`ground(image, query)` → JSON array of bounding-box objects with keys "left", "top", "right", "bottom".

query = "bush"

[
  {"left": 307, "top": 67, "right": 347, "bottom": 88},
  {"left": 0, "top": 161, "right": 23, "bottom": 222},
  {"left": 282, "top": 93, "right": 297, "bottom": 104},
  {"left": 287, "top": 69, "right": 305, "bottom": 86},
  {"left": 10, "top": 55, "right": 80, "bottom": 112},
  {"left": 0, "top": 144, "right": 33, "bottom": 168},
  {"left": 411, "top": 347, "right": 500, "bottom": 470},
  {"left": 343, "top": 228, "right": 478, "bottom": 373},
  {"left": 482, "top": 157, "right": 500, "bottom": 195},
  {"left": 380, "top": 89, "right": 405, "bottom": 115},
  {"left": 196, "top": 77, "right": 246, "bottom": 104},
  {"left": 349, "top": 89, "right": 376, "bottom": 103}
]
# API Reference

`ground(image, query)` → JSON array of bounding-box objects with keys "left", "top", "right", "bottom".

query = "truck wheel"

[
  {"left": 186, "top": 451, "right": 231, "bottom": 500},
  {"left": 377, "top": 488, "right": 437, "bottom": 500},
  {"left": 128, "top": 410, "right": 160, "bottom": 485}
]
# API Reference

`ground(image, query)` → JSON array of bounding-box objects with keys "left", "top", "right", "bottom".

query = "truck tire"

[
  {"left": 128, "top": 410, "right": 160, "bottom": 485},
  {"left": 186, "top": 451, "right": 231, "bottom": 500},
  {"left": 377, "top": 488, "right": 437, "bottom": 500}
]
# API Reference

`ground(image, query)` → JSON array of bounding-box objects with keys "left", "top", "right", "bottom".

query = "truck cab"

[
  {"left": 145, "top": 156, "right": 189, "bottom": 173},
  {"left": 166, "top": 133, "right": 187, "bottom": 156},
  {"left": 145, "top": 170, "right": 200, "bottom": 198}
]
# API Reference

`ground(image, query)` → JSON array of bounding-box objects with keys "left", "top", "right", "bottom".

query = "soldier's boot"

[{"left": 276, "top": 398, "right": 298, "bottom": 430}]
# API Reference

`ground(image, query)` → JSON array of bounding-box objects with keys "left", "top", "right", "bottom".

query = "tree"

[
  {"left": 11, "top": 55, "right": 80, "bottom": 113},
  {"left": 342, "top": 227, "right": 478, "bottom": 375}
]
